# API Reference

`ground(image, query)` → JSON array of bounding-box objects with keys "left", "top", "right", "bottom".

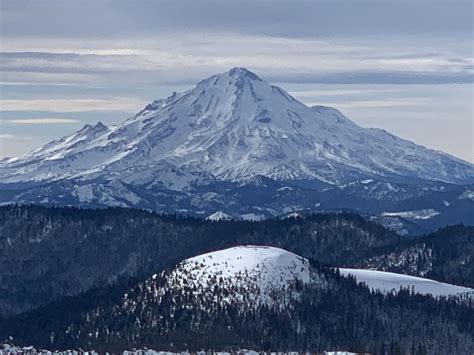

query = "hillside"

[
  {"left": 340, "top": 268, "right": 473, "bottom": 297},
  {"left": 0, "top": 204, "right": 400, "bottom": 316},
  {"left": 351, "top": 225, "right": 474, "bottom": 287},
  {"left": 1, "top": 247, "right": 473, "bottom": 354}
]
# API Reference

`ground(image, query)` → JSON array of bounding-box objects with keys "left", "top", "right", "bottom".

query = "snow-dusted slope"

[
  {"left": 144, "top": 246, "right": 322, "bottom": 308},
  {"left": 1, "top": 67, "right": 473, "bottom": 188},
  {"left": 340, "top": 268, "right": 474, "bottom": 298}
]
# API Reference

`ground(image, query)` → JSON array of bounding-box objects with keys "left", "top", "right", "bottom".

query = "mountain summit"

[{"left": 1, "top": 67, "right": 473, "bottom": 187}]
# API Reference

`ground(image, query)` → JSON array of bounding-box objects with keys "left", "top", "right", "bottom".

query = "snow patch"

[
  {"left": 72, "top": 184, "right": 94, "bottom": 203},
  {"left": 381, "top": 209, "right": 439, "bottom": 220},
  {"left": 241, "top": 213, "right": 265, "bottom": 221},
  {"left": 340, "top": 268, "right": 474, "bottom": 298},
  {"left": 0, "top": 343, "right": 355, "bottom": 355},
  {"left": 458, "top": 190, "right": 474, "bottom": 200},
  {"left": 277, "top": 186, "right": 293, "bottom": 192},
  {"left": 206, "top": 211, "right": 233, "bottom": 221}
]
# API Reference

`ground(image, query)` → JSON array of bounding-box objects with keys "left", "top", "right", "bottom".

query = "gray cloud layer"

[{"left": 2, "top": 0, "right": 472, "bottom": 38}]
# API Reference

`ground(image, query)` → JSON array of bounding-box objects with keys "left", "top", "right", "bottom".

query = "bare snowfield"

[{"left": 339, "top": 268, "right": 474, "bottom": 298}]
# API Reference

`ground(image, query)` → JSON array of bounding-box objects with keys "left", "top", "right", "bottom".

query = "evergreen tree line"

[
  {"left": 353, "top": 224, "right": 474, "bottom": 287},
  {"left": 0, "top": 205, "right": 472, "bottom": 317},
  {"left": 0, "top": 205, "right": 402, "bottom": 316}
]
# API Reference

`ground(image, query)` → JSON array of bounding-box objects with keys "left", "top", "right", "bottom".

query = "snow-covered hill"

[
  {"left": 1, "top": 67, "right": 473, "bottom": 187},
  {"left": 340, "top": 268, "right": 474, "bottom": 298},
  {"left": 143, "top": 246, "right": 323, "bottom": 309}
]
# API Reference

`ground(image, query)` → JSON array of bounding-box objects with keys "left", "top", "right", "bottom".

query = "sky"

[{"left": 0, "top": 0, "right": 473, "bottom": 162}]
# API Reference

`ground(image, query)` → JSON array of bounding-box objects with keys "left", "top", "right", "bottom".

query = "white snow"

[
  {"left": 72, "top": 184, "right": 94, "bottom": 202},
  {"left": 206, "top": 211, "right": 233, "bottom": 221},
  {"left": 381, "top": 209, "right": 440, "bottom": 220},
  {"left": 283, "top": 212, "right": 303, "bottom": 219},
  {"left": 241, "top": 213, "right": 265, "bottom": 221},
  {"left": 157, "top": 245, "right": 321, "bottom": 307},
  {"left": 458, "top": 189, "right": 474, "bottom": 200},
  {"left": 339, "top": 268, "right": 474, "bottom": 298},
  {"left": 277, "top": 186, "right": 294, "bottom": 192},
  {"left": 0, "top": 344, "right": 355, "bottom": 355}
]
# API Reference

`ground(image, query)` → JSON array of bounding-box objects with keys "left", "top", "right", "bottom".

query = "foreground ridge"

[
  {"left": 0, "top": 343, "right": 360, "bottom": 355},
  {"left": 2, "top": 240, "right": 473, "bottom": 354}
]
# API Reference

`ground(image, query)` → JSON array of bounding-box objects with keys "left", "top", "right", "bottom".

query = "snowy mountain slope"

[
  {"left": 339, "top": 268, "right": 474, "bottom": 298},
  {"left": 144, "top": 245, "right": 323, "bottom": 308},
  {"left": 1, "top": 67, "right": 473, "bottom": 189}
]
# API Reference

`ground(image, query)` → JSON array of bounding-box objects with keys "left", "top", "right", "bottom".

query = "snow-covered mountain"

[
  {"left": 1, "top": 67, "right": 473, "bottom": 187},
  {"left": 0, "top": 68, "right": 473, "bottom": 225}
]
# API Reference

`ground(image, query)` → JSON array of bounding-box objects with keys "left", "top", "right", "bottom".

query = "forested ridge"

[
  {"left": 0, "top": 205, "right": 473, "bottom": 354},
  {"left": 1, "top": 260, "right": 472, "bottom": 354},
  {"left": 352, "top": 224, "right": 474, "bottom": 287},
  {"left": 0, "top": 204, "right": 400, "bottom": 316}
]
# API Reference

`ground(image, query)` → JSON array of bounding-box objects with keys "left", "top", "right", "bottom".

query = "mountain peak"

[
  {"left": 194, "top": 67, "right": 263, "bottom": 91},
  {"left": 228, "top": 67, "right": 261, "bottom": 81}
]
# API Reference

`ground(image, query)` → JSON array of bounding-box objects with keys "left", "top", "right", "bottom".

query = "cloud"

[
  {"left": 288, "top": 89, "right": 400, "bottom": 98},
  {"left": 0, "top": 34, "right": 472, "bottom": 87},
  {"left": 0, "top": 134, "right": 16, "bottom": 139},
  {"left": 310, "top": 98, "right": 433, "bottom": 109},
  {"left": 0, "top": 98, "right": 148, "bottom": 113},
  {"left": 7, "top": 118, "right": 82, "bottom": 124},
  {"left": 1, "top": 0, "right": 472, "bottom": 39}
]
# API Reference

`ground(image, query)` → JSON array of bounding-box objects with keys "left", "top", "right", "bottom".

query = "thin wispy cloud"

[
  {"left": 0, "top": 134, "right": 16, "bottom": 140},
  {"left": 312, "top": 98, "right": 433, "bottom": 109},
  {"left": 0, "top": 98, "right": 147, "bottom": 113},
  {"left": 7, "top": 118, "right": 82, "bottom": 124},
  {"left": 1, "top": 35, "right": 472, "bottom": 87}
]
